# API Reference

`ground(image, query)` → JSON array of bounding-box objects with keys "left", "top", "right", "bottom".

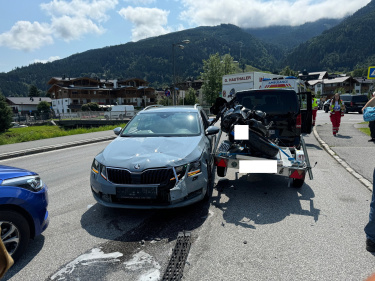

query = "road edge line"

[{"left": 313, "top": 126, "right": 373, "bottom": 192}]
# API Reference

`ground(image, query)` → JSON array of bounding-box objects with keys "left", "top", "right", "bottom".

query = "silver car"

[{"left": 90, "top": 105, "right": 220, "bottom": 209}]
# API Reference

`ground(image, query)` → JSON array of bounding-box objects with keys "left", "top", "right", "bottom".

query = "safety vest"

[
  {"left": 312, "top": 98, "right": 318, "bottom": 110},
  {"left": 330, "top": 99, "right": 345, "bottom": 113}
]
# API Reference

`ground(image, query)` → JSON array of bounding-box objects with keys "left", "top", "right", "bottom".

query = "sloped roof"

[{"left": 6, "top": 97, "right": 52, "bottom": 105}]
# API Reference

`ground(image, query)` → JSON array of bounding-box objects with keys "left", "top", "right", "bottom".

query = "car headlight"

[
  {"left": 170, "top": 165, "right": 187, "bottom": 181},
  {"left": 1, "top": 175, "right": 43, "bottom": 192},
  {"left": 188, "top": 160, "right": 201, "bottom": 177},
  {"left": 91, "top": 159, "right": 107, "bottom": 180}
]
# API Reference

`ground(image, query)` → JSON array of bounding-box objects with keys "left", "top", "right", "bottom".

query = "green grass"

[
  {"left": 0, "top": 123, "right": 127, "bottom": 145},
  {"left": 359, "top": 127, "right": 370, "bottom": 136}
]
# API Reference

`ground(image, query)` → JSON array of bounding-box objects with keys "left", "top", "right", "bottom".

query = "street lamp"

[{"left": 172, "top": 39, "right": 190, "bottom": 105}]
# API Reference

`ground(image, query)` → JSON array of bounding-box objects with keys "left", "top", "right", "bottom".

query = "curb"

[
  {"left": 313, "top": 126, "right": 373, "bottom": 191},
  {"left": 0, "top": 136, "right": 116, "bottom": 161}
]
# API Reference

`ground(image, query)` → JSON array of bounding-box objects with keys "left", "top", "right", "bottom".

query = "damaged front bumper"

[{"left": 90, "top": 167, "right": 208, "bottom": 209}]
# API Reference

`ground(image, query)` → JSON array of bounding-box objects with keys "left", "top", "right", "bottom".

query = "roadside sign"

[
  {"left": 368, "top": 66, "right": 375, "bottom": 79},
  {"left": 165, "top": 90, "right": 171, "bottom": 97}
]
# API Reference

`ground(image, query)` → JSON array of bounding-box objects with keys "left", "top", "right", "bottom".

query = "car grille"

[{"left": 107, "top": 167, "right": 176, "bottom": 185}]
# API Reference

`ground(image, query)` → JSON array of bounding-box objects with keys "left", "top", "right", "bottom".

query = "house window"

[{"left": 317, "top": 84, "right": 321, "bottom": 88}]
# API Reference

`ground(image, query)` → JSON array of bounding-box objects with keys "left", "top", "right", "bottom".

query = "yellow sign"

[{"left": 368, "top": 66, "right": 375, "bottom": 79}]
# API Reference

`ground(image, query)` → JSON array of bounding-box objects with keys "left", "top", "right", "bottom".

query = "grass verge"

[
  {"left": 359, "top": 127, "right": 370, "bottom": 136},
  {"left": 0, "top": 123, "right": 127, "bottom": 145}
]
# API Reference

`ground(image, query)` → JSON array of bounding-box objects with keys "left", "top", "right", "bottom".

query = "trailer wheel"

[
  {"left": 247, "top": 130, "right": 279, "bottom": 158},
  {"left": 217, "top": 166, "right": 227, "bottom": 177},
  {"left": 292, "top": 178, "right": 305, "bottom": 188}
]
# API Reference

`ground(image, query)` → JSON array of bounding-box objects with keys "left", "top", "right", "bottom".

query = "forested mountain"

[
  {"left": 285, "top": 0, "right": 375, "bottom": 72},
  {"left": 0, "top": 24, "right": 284, "bottom": 97},
  {"left": 245, "top": 18, "right": 343, "bottom": 50}
]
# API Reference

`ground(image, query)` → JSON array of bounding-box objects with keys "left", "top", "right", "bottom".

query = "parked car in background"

[
  {"left": 340, "top": 94, "right": 368, "bottom": 114},
  {"left": 324, "top": 99, "right": 332, "bottom": 113},
  {"left": 104, "top": 105, "right": 135, "bottom": 120},
  {"left": 0, "top": 165, "right": 49, "bottom": 261},
  {"left": 90, "top": 105, "right": 220, "bottom": 209}
]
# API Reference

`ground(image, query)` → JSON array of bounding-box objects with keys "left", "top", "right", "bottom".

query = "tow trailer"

[{"left": 213, "top": 131, "right": 313, "bottom": 188}]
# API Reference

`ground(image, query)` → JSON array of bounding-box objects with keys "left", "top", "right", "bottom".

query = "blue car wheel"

[{"left": 0, "top": 210, "right": 30, "bottom": 261}]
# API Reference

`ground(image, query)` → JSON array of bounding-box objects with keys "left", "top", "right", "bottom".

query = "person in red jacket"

[{"left": 329, "top": 93, "right": 345, "bottom": 136}]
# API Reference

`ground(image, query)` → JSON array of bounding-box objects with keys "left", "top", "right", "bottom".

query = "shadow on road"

[
  {"left": 80, "top": 198, "right": 210, "bottom": 244},
  {"left": 212, "top": 173, "right": 320, "bottom": 229},
  {"left": 4, "top": 235, "right": 45, "bottom": 280},
  {"left": 336, "top": 135, "right": 352, "bottom": 139},
  {"left": 305, "top": 143, "right": 323, "bottom": 150}
]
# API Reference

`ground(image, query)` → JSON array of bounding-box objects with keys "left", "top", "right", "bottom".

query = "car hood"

[
  {"left": 0, "top": 165, "right": 36, "bottom": 181},
  {"left": 97, "top": 136, "right": 204, "bottom": 172}
]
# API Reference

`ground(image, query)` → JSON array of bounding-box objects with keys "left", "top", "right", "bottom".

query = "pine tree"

[{"left": 0, "top": 91, "right": 13, "bottom": 133}]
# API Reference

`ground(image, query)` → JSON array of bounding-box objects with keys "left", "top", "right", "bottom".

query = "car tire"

[
  {"left": 119, "top": 114, "right": 123, "bottom": 120},
  {"left": 292, "top": 178, "right": 304, "bottom": 188},
  {"left": 0, "top": 211, "right": 30, "bottom": 262},
  {"left": 217, "top": 166, "right": 227, "bottom": 177},
  {"left": 345, "top": 108, "right": 349, "bottom": 114},
  {"left": 247, "top": 130, "right": 279, "bottom": 158},
  {"left": 105, "top": 115, "right": 109, "bottom": 120},
  {"left": 358, "top": 110, "right": 362, "bottom": 114}
]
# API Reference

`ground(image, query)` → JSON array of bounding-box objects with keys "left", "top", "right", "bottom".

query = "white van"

[{"left": 104, "top": 105, "right": 135, "bottom": 120}]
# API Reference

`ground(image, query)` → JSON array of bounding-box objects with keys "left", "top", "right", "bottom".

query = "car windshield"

[
  {"left": 236, "top": 90, "right": 299, "bottom": 114},
  {"left": 121, "top": 111, "right": 201, "bottom": 137}
]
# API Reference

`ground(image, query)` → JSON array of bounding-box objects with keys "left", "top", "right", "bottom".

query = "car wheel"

[
  {"left": 325, "top": 108, "right": 328, "bottom": 113},
  {"left": 358, "top": 110, "right": 362, "bottom": 114},
  {"left": 345, "top": 108, "right": 349, "bottom": 114},
  {"left": 217, "top": 166, "right": 227, "bottom": 177},
  {"left": 292, "top": 173, "right": 305, "bottom": 188},
  {"left": 119, "top": 114, "right": 123, "bottom": 120},
  {"left": 0, "top": 211, "right": 30, "bottom": 261},
  {"left": 105, "top": 115, "right": 109, "bottom": 120}
]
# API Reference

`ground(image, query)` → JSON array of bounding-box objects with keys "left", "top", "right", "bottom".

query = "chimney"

[{"left": 113, "top": 79, "right": 118, "bottom": 89}]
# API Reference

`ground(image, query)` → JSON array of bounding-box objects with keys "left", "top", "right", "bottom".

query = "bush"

[
  {"left": 0, "top": 92, "right": 13, "bottom": 133},
  {"left": 82, "top": 102, "right": 100, "bottom": 111}
]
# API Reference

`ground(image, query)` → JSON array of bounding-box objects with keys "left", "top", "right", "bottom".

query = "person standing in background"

[
  {"left": 329, "top": 93, "right": 345, "bottom": 136},
  {"left": 362, "top": 92, "right": 375, "bottom": 142},
  {"left": 364, "top": 169, "right": 375, "bottom": 252},
  {"left": 312, "top": 94, "right": 319, "bottom": 126}
]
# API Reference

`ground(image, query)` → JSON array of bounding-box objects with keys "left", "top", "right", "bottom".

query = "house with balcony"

[{"left": 47, "top": 76, "right": 156, "bottom": 113}]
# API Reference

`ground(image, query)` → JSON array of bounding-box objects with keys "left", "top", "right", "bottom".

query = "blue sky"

[{"left": 0, "top": 0, "right": 371, "bottom": 73}]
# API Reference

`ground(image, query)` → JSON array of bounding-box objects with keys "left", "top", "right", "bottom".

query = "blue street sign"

[
  {"left": 165, "top": 90, "right": 171, "bottom": 97},
  {"left": 368, "top": 66, "right": 375, "bottom": 79}
]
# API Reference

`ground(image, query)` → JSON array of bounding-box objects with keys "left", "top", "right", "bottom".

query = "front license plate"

[{"left": 117, "top": 186, "right": 157, "bottom": 199}]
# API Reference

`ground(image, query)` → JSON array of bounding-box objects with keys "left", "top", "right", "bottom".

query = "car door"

[{"left": 297, "top": 92, "right": 313, "bottom": 134}]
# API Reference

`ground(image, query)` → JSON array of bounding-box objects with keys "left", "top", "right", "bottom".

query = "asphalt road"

[{"left": 1, "top": 110, "right": 375, "bottom": 280}]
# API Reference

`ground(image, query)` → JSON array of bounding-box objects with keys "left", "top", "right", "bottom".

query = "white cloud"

[
  {"left": 51, "top": 16, "right": 105, "bottom": 41},
  {"left": 0, "top": 21, "right": 53, "bottom": 51},
  {"left": 31, "top": 56, "right": 61, "bottom": 64},
  {"left": 180, "top": 0, "right": 371, "bottom": 28},
  {"left": 41, "top": 0, "right": 118, "bottom": 22},
  {"left": 123, "top": 0, "right": 155, "bottom": 4},
  {"left": 118, "top": 6, "right": 171, "bottom": 41}
]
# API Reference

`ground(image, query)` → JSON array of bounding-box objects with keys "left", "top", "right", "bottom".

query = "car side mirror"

[
  {"left": 205, "top": 126, "right": 220, "bottom": 135},
  {"left": 113, "top": 127, "right": 122, "bottom": 135}
]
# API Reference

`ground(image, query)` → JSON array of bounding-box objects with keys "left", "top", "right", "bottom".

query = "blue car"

[{"left": 0, "top": 165, "right": 49, "bottom": 261}]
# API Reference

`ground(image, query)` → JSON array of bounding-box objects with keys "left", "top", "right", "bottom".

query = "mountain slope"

[
  {"left": 245, "top": 18, "right": 343, "bottom": 50},
  {"left": 0, "top": 24, "right": 283, "bottom": 97},
  {"left": 285, "top": 0, "right": 375, "bottom": 72}
]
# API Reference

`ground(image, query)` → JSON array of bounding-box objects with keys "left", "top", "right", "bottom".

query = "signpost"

[{"left": 368, "top": 66, "right": 375, "bottom": 79}]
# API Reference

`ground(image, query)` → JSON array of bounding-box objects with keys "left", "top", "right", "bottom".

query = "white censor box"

[
  {"left": 239, "top": 160, "right": 277, "bottom": 174},
  {"left": 234, "top": 125, "right": 248, "bottom": 140}
]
